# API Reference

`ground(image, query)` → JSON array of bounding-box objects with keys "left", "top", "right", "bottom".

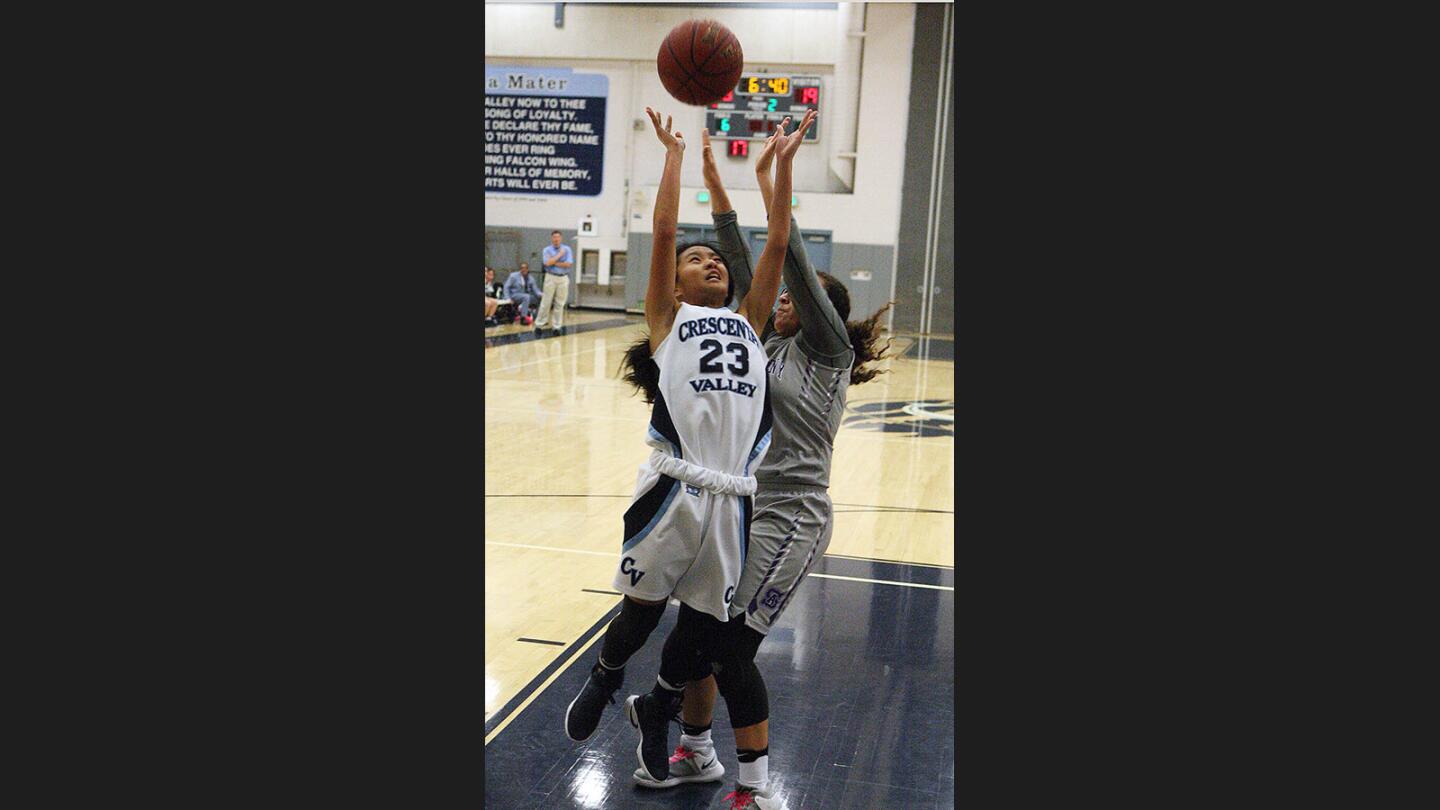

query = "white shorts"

[{"left": 614, "top": 454, "right": 754, "bottom": 622}]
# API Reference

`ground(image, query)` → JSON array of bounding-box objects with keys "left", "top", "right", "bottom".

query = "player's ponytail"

[
  {"left": 845, "top": 302, "right": 894, "bottom": 386},
  {"left": 619, "top": 335, "right": 662, "bottom": 404},
  {"left": 817, "top": 272, "right": 893, "bottom": 387}
]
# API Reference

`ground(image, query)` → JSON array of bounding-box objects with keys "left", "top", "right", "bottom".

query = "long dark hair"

[
  {"left": 618, "top": 240, "right": 734, "bottom": 404},
  {"left": 620, "top": 335, "right": 661, "bottom": 403},
  {"left": 815, "top": 272, "right": 893, "bottom": 386}
]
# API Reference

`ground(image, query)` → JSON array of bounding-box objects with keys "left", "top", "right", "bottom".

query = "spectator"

[
  {"left": 486, "top": 266, "right": 505, "bottom": 299},
  {"left": 485, "top": 267, "right": 501, "bottom": 327},
  {"left": 503, "top": 262, "right": 539, "bottom": 325},
  {"left": 533, "top": 230, "right": 574, "bottom": 332}
]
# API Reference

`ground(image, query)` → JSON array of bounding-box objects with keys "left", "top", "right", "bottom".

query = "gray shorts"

[{"left": 729, "top": 485, "right": 833, "bottom": 634}]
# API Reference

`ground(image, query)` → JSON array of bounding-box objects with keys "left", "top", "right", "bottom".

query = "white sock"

[
  {"left": 680, "top": 730, "right": 713, "bottom": 750},
  {"left": 737, "top": 755, "right": 768, "bottom": 789}
]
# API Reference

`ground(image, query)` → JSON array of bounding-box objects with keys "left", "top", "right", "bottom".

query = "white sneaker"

[
  {"left": 719, "top": 784, "right": 784, "bottom": 809},
  {"left": 631, "top": 743, "right": 725, "bottom": 788}
]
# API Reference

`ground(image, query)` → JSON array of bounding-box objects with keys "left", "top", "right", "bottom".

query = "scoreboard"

[{"left": 705, "top": 74, "right": 821, "bottom": 155}]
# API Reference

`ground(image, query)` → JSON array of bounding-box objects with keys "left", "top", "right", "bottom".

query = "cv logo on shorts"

[
  {"left": 686, "top": 484, "right": 701, "bottom": 497},
  {"left": 620, "top": 556, "right": 645, "bottom": 587},
  {"left": 724, "top": 585, "right": 735, "bottom": 604},
  {"left": 760, "top": 588, "right": 783, "bottom": 609}
]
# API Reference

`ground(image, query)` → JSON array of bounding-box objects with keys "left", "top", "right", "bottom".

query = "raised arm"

[
  {"left": 645, "top": 107, "right": 685, "bottom": 349},
  {"left": 750, "top": 125, "right": 787, "bottom": 340},
  {"left": 701, "top": 129, "right": 754, "bottom": 310},
  {"left": 781, "top": 222, "right": 851, "bottom": 363},
  {"left": 738, "top": 109, "right": 816, "bottom": 332},
  {"left": 753, "top": 124, "right": 782, "bottom": 212},
  {"left": 751, "top": 119, "right": 849, "bottom": 359}
]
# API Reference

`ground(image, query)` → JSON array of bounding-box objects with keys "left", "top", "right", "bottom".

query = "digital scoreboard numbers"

[{"left": 705, "top": 74, "right": 821, "bottom": 148}]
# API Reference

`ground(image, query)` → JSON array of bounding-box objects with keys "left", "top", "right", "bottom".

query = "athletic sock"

[
  {"left": 736, "top": 747, "right": 769, "bottom": 789},
  {"left": 652, "top": 676, "right": 686, "bottom": 711},
  {"left": 588, "top": 656, "right": 623, "bottom": 688},
  {"left": 679, "top": 728, "right": 713, "bottom": 751}
]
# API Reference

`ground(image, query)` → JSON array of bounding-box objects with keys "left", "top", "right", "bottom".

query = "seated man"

[{"left": 502, "top": 262, "right": 540, "bottom": 325}]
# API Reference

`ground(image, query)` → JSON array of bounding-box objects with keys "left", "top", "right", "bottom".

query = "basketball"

[{"left": 656, "top": 19, "right": 744, "bottom": 107}]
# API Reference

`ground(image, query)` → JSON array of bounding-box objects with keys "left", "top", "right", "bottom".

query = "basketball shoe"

[
  {"left": 564, "top": 661, "right": 622, "bottom": 742},
  {"left": 625, "top": 690, "right": 683, "bottom": 782},
  {"left": 717, "top": 784, "right": 783, "bottom": 809},
  {"left": 631, "top": 742, "right": 725, "bottom": 787}
]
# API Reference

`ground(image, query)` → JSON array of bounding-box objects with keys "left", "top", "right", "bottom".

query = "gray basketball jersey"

[{"left": 755, "top": 334, "right": 850, "bottom": 488}]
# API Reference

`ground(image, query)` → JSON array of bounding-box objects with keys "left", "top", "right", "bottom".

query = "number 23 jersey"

[{"left": 648, "top": 303, "right": 773, "bottom": 477}]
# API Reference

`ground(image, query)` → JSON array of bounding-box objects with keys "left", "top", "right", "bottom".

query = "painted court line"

[
  {"left": 485, "top": 616, "right": 610, "bottom": 746},
  {"left": 487, "top": 541, "right": 612, "bottom": 557},
  {"left": 486, "top": 344, "right": 601, "bottom": 372},
  {"left": 486, "top": 542, "right": 952, "bottom": 591},
  {"left": 824, "top": 552, "right": 954, "bottom": 569},
  {"left": 808, "top": 572, "right": 954, "bottom": 591},
  {"left": 485, "top": 406, "right": 648, "bottom": 424}
]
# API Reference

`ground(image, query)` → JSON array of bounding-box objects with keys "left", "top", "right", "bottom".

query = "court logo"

[
  {"left": 841, "top": 398, "right": 954, "bottom": 438},
  {"left": 620, "top": 556, "right": 645, "bottom": 587},
  {"left": 760, "top": 588, "right": 783, "bottom": 609}
]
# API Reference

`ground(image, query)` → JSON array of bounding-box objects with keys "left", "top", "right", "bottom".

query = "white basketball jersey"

[{"left": 646, "top": 303, "right": 772, "bottom": 477}]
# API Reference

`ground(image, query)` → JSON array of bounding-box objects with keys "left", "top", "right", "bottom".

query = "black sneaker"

[
  {"left": 625, "top": 689, "right": 682, "bottom": 782},
  {"left": 565, "top": 662, "right": 622, "bottom": 742}
]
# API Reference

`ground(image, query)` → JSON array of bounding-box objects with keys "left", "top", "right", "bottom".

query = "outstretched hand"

[
  {"left": 700, "top": 129, "right": 722, "bottom": 188},
  {"left": 754, "top": 117, "right": 788, "bottom": 176},
  {"left": 776, "top": 108, "right": 817, "bottom": 161},
  {"left": 645, "top": 106, "right": 685, "bottom": 154}
]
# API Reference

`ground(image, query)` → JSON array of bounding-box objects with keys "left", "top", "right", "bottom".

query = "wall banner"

[{"left": 485, "top": 67, "right": 607, "bottom": 197}]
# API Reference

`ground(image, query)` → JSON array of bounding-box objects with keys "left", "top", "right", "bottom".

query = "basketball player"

[
  {"left": 627, "top": 121, "right": 892, "bottom": 809},
  {"left": 563, "top": 107, "right": 816, "bottom": 786}
]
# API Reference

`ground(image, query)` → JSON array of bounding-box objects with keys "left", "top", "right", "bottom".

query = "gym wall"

[{"left": 485, "top": 2, "right": 952, "bottom": 333}]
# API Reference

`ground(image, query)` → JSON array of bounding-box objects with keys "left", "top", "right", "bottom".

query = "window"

[
  {"left": 580, "top": 250, "right": 600, "bottom": 283},
  {"left": 610, "top": 252, "right": 627, "bottom": 286}
]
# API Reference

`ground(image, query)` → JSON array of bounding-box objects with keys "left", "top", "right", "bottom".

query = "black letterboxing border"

[{"left": 80, "top": 3, "right": 1370, "bottom": 809}]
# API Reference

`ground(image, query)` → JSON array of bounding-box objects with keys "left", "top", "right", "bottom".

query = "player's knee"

[
  {"left": 619, "top": 595, "right": 667, "bottom": 633},
  {"left": 717, "top": 613, "right": 765, "bottom": 663},
  {"left": 668, "top": 603, "right": 721, "bottom": 655},
  {"left": 715, "top": 659, "right": 769, "bottom": 728},
  {"left": 660, "top": 602, "right": 725, "bottom": 683}
]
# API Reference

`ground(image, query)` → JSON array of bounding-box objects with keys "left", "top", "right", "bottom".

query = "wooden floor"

[{"left": 484, "top": 310, "right": 954, "bottom": 726}]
